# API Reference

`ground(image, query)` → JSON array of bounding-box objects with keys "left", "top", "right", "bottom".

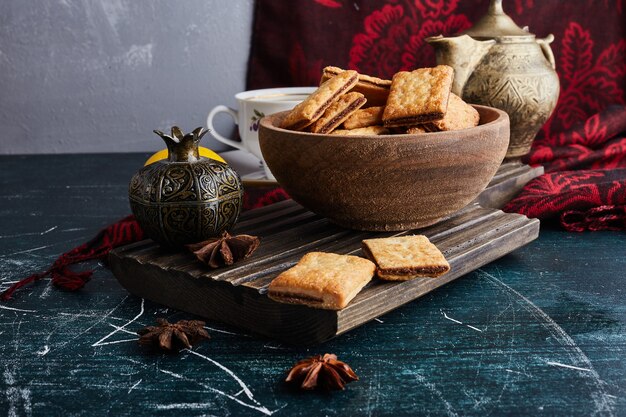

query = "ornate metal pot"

[
  {"left": 427, "top": 0, "right": 560, "bottom": 159},
  {"left": 129, "top": 127, "right": 243, "bottom": 247}
]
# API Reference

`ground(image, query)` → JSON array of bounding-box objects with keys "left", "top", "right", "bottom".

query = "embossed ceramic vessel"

[
  {"left": 427, "top": 0, "right": 560, "bottom": 159},
  {"left": 129, "top": 127, "right": 243, "bottom": 247}
]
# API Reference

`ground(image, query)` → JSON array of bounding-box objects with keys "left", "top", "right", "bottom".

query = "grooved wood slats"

[{"left": 110, "top": 197, "right": 539, "bottom": 345}]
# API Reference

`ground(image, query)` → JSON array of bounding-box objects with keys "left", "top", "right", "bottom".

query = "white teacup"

[{"left": 207, "top": 87, "right": 316, "bottom": 180}]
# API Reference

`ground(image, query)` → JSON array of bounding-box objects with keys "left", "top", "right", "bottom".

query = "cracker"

[
  {"left": 280, "top": 70, "right": 359, "bottom": 130},
  {"left": 405, "top": 125, "right": 428, "bottom": 134},
  {"left": 343, "top": 106, "right": 385, "bottom": 129},
  {"left": 382, "top": 65, "right": 454, "bottom": 127},
  {"left": 332, "top": 126, "right": 389, "bottom": 136},
  {"left": 387, "top": 126, "right": 410, "bottom": 135},
  {"left": 425, "top": 93, "right": 480, "bottom": 131},
  {"left": 310, "top": 92, "right": 366, "bottom": 134},
  {"left": 362, "top": 235, "right": 450, "bottom": 280},
  {"left": 322, "top": 66, "right": 391, "bottom": 107},
  {"left": 267, "top": 252, "right": 376, "bottom": 310},
  {"left": 421, "top": 124, "right": 439, "bottom": 132}
]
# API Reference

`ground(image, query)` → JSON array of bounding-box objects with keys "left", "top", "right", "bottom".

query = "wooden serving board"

[{"left": 109, "top": 170, "right": 540, "bottom": 345}]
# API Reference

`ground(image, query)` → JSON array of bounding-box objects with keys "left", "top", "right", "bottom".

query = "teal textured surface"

[{"left": 0, "top": 154, "right": 624, "bottom": 416}]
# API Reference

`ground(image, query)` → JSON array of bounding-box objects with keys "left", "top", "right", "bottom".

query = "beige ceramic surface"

[
  {"left": 427, "top": 0, "right": 560, "bottom": 160},
  {"left": 258, "top": 106, "right": 509, "bottom": 231}
]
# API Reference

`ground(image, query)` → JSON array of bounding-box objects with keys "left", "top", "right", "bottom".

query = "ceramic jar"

[{"left": 428, "top": 0, "right": 560, "bottom": 159}]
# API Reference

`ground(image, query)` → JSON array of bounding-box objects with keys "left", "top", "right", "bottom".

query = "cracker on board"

[
  {"left": 267, "top": 252, "right": 376, "bottom": 310},
  {"left": 362, "top": 235, "right": 450, "bottom": 281}
]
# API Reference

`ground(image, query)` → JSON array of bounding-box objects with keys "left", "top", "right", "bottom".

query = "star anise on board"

[
  {"left": 286, "top": 353, "right": 359, "bottom": 391},
  {"left": 186, "top": 231, "right": 260, "bottom": 269},
  {"left": 137, "top": 318, "right": 210, "bottom": 351}
]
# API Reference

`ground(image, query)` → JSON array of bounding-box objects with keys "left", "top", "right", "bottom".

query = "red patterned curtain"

[{"left": 247, "top": 0, "right": 626, "bottom": 230}]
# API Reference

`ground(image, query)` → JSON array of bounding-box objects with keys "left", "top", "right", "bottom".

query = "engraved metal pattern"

[
  {"left": 463, "top": 42, "right": 560, "bottom": 159},
  {"left": 160, "top": 165, "right": 197, "bottom": 203},
  {"left": 129, "top": 159, "right": 244, "bottom": 247}
]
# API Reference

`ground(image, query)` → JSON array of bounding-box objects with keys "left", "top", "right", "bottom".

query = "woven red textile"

[
  {"left": 1, "top": 215, "right": 143, "bottom": 300},
  {"left": 246, "top": 0, "right": 626, "bottom": 230},
  {"left": 502, "top": 107, "right": 626, "bottom": 230}
]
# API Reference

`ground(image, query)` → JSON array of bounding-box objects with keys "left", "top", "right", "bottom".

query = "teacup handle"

[{"left": 206, "top": 105, "right": 247, "bottom": 151}]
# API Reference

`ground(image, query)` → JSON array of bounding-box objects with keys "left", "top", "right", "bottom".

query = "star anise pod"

[
  {"left": 137, "top": 318, "right": 210, "bottom": 351},
  {"left": 285, "top": 353, "right": 359, "bottom": 391},
  {"left": 186, "top": 231, "right": 260, "bottom": 269}
]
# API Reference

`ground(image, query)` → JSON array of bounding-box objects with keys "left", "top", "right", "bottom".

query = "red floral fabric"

[
  {"left": 247, "top": 0, "right": 626, "bottom": 231},
  {"left": 502, "top": 106, "right": 626, "bottom": 231},
  {"left": 243, "top": 187, "right": 290, "bottom": 210}
]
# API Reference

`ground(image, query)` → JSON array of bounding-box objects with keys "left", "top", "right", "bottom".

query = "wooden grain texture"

[
  {"left": 477, "top": 160, "right": 544, "bottom": 208},
  {"left": 258, "top": 105, "right": 510, "bottom": 231},
  {"left": 109, "top": 197, "right": 539, "bottom": 345},
  {"left": 1, "top": 154, "right": 625, "bottom": 417}
]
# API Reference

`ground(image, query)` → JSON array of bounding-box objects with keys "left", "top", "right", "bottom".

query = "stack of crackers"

[
  {"left": 268, "top": 235, "right": 450, "bottom": 310},
  {"left": 279, "top": 65, "right": 479, "bottom": 136}
]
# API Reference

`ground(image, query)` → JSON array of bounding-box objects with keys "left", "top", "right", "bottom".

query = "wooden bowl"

[{"left": 258, "top": 105, "right": 509, "bottom": 231}]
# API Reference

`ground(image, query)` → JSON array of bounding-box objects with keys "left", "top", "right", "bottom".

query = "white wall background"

[{"left": 0, "top": 0, "right": 254, "bottom": 154}]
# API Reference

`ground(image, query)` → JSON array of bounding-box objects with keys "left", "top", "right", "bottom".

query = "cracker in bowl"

[
  {"left": 332, "top": 126, "right": 389, "bottom": 136},
  {"left": 343, "top": 106, "right": 385, "bottom": 130},
  {"left": 321, "top": 66, "right": 391, "bottom": 107},
  {"left": 382, "top": 65, "right": 454, "bottom": 127},
  {"left": 311, "top": 92, "right": 366, "bottom": 134},
  {"left": 280, "top": 70, "right": 359, "bottom": 131},
  {"left": 424, "top": 93, "right": 480, "bottom": 132}
]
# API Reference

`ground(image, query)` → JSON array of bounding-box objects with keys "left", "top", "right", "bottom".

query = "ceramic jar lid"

[{"left": 462, "top": 0, "right": 534, "bottom": 40}]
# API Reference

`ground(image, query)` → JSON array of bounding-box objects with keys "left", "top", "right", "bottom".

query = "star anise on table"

[
  {"left": 286, "top": 353, "right": 359, "bottom": 391},
  {"left": 137, "top": 318, "right": 210, "bottom": 351},
  {"left": 186, "top": 231, "right": 260, "bottom": 269}
]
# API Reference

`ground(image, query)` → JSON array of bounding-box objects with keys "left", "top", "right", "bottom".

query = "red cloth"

[
  {"left": 502, "top": 106, "right": 626, "bottom": 231},
  {"left": 1, "top": 215, "right": 143, "bottom": 301},
  {"left": 246, "top": 0, "right": 626, "bottom": 231}
]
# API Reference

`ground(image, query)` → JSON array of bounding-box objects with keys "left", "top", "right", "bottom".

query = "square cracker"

[
  {"left": 405, "top": 125, "right": 428, "bottom": 134},
  {"left": 382, "top": 65, "right": 454, "bottom": 127},
  {"left": 425, "top": 93, "right": 480, "bottom": 131},
  {"left": 343, "top": 106, "right": 385, "bottom": 130},
  {"left": 267, "top": 252, "right": 375, "bottom": 310},
  {"left": 362, "top": 235, "right": 450, "bottom": 280},
  {"left": 311, "top": 92, "right": 366, "bottom": 134},
  {"left": 280, "top": 70, "right": 358, "bottom": 131},
  {"left": 321, "top": 66, "right": 391, "bottom": 107},
  {"left": 332, "top": 126, "right": 389, "bottom": 136}
]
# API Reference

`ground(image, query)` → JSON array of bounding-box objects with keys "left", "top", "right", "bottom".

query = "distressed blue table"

[{"left": 1, "top": 154, "right": 624, "bottom": 416}]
